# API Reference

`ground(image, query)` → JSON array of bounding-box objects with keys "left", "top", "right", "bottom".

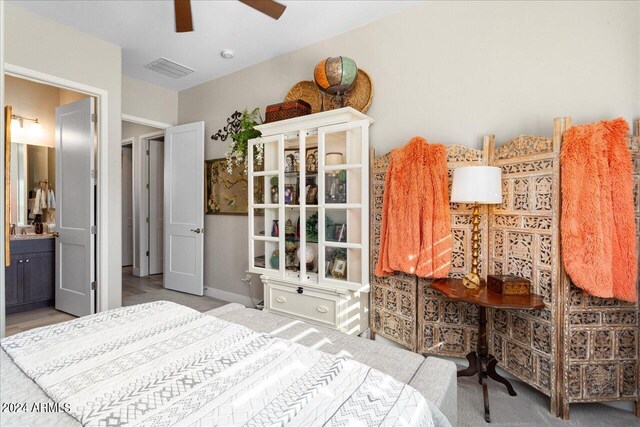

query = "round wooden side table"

[{"left": 431, "top": 278, "right": 545, "bottom": 423}]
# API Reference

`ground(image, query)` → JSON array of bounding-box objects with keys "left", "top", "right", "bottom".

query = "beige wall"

[
  {"left": 178, "top": 0, "right": 640, "bottom": 301},
  {"left": 5, "top": 3, "right": 122, "bottom": 310},
  {"left": 59, "top": 87, "right": 88, "bottom": 106},
  {"left": 122, "top": 76, "right": 178, "bottom": 125}
]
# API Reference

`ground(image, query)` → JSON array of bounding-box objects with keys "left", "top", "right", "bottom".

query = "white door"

[
  {"left": 164, "top": 122, "right": 204, "bottom": 295},
  {"left": 121, "top": 145, "right": 133, "bottom": 266},
  {"left": 149, "top": 138, "right": 164, "bottom": 275},
  {"left": 54, "top": 97, "right": 95, "bottom": 317}
]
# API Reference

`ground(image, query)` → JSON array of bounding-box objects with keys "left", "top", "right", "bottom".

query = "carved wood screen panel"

[
  {"left": 370, "top": 144, "right": 489, "bottom": 352},
  {"left": 369, "top": 118, "right": 640, "bottom": 418},
  {"left": 417, "top": 144, "right": 490, "bottom": 356},
  {"left": 370, "top": 153, "right": 419, "bottom": 350},
  {"left": 487, "top": 133, "right": 560, "bottom": 403},
  {"left": 559, "top": 121, "right": 640, "bottom": 415}
]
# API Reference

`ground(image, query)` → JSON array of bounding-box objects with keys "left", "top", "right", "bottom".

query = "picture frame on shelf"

[
  {"left": 306, "top": 184, "right": 318, "bottom": 204},
  {"left": 331, "top": 257, "right": 347, "bottom": 279},
  {"left": 305, "top": 147, "right": 318, "bottom": 173},
  {"left": 332, "top": 224, "right": 347, "bottom": 242},
  {"left": 284, "top": 184, "right": 296, "bottom": 204},
  {"left": 284, "top": 149, "right": 300, "bottom": 173}
]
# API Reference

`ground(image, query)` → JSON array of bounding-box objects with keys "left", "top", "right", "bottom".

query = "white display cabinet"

[{"left": 248, "top": 107, "right": 373, "bottom": 335}]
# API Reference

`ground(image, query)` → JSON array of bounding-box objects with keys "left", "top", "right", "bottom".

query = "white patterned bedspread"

[{"left": 1, "top": 301, "right": 433, "bottom": 427}]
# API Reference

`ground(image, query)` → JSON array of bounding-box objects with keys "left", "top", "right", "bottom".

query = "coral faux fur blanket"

[
  {"left": 561, "top": 118, "right": 638, "bottom": 302},
  {"left": 375, "top": 137, "right": 452, "bottom": 278}
]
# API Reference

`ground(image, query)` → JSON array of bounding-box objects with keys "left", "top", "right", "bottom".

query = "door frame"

[
  {"left": 133, "top": 130, "right": 165, "bottom": 277},
  {"left": 147, "top": 137, "right": 164, "bottom": 276},
  {"left": 121, "top": 139, "right": 134, "bottom": 268},
  {"left": 3, "top": 63, "right": 109, "bottom": 326}
]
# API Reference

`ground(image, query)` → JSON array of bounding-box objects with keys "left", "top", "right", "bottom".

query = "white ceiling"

[{"left": 10, "top": 0, "right": 421, "bottom": 91}]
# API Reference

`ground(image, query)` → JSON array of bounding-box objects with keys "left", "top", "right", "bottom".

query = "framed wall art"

[{"left": 205, "top": 158, "right": 262, "bottom": 215}]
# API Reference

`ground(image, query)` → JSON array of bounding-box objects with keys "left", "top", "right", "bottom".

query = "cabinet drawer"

[{"left": 267, "top": 284, "right": 338, "bottom": 328}]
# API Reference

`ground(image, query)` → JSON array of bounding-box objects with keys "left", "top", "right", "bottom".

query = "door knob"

[
  {"left": 190, "top": 228, "right": 202, "bottom": 234},
  {"left": 51, "top": 231, "right": 60, "bottom": 238}
]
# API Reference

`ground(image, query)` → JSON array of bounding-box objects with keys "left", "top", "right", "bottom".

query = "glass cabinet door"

[
  {"left": 317, "top": 120, "right": 370, "bottom": 290},
  {"left": 249, "top": 134, "right": 284, "bottom": 274}
]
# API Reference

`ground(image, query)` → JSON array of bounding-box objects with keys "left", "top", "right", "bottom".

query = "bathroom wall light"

[
  {"left": 11, "top": 114, "right": 42, "bottom": 139},
  {"left": 11, "top": 114, "right": 39, "bottom": 128}
]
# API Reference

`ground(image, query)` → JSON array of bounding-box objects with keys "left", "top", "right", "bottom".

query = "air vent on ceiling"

[{"left": 144, "top": 57, "right": 195, "bottom": 79}]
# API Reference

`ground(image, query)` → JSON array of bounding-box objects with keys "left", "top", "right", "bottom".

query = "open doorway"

[
  {"left": 121, "top": 121, "right": 164, "bottom": 278},
  {"left": 4, "top": 74, "right": 97, "bottom": 335}
]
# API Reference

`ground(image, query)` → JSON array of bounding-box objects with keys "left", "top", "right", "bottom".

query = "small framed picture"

[
  {"left": 284, "top": 149, "right": 300, "bottom": 173},
  {"left": 305, "top": 147, "right": 318, "bottom": 173},
  {"left": 331, "top": 258, "right": 347, "bottom": 279},
  {"left": 284, "top": 184, "right": 296, "bottom": 204},
  {"left": 305, "top": 185, "right": 318, "bottom": 205},
  {"left": 333, "top": 224, "right": 347, "bottom": 242}
]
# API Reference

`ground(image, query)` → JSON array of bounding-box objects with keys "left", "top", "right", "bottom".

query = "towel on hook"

[
  {"left": 561, "top": 118, "right": 638, "bottom": 302},
  {"left": 47, "top": 189, "right": 56, "bottom": 210},
  {"left": 31, "top": 188, "right": 47, "bottom": 216},
  {"left": 375, "top": 136, "right": 452, "bottom": 278}
]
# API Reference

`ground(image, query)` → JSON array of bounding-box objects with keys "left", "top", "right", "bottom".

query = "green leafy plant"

[
  {"left": 306, "top": 213, "right": 334, "bottom": 242},
  {"left": 224, "top": 107, "right": 263, "bottom": 173}
]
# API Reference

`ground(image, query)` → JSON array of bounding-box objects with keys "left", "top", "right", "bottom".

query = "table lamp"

[{"left": 450, "top": 166, "right": 502, "bottom": 289}]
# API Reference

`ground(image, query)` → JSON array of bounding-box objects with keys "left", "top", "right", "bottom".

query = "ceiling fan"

[{"left": 174, "top": 0, "right": 287, "bottom": 33}]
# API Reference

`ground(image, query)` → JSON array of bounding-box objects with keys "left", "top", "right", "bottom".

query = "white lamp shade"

[{"left": 450, "top": 166, "right": 502, "bottom": 204}]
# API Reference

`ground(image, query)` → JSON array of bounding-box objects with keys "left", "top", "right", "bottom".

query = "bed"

[{"left": 0, "top": 301, "right": 457, "bottom": 427}]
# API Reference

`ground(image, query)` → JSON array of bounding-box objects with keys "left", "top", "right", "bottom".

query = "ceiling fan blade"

[
  {"left": 174, "top": 0, "right": 193, "bottom": 32},
  {"left": 239, "top": 0, "right": 286, "bottom": 20}
]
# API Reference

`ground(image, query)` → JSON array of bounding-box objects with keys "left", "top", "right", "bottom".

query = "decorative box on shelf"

[
  {"left": 264, "top": 100, "right": 312, "bottom": 123},
  {"left": 487, "top": 274, "right": 531, "bottom": 295},
  {"left": 248, "top": 107, "right": 373, "bottom": 335}
]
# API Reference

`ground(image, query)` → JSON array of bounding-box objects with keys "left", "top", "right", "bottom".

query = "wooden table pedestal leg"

[{"left": 456, "top": 306, "right": 518, "bottom": 423}]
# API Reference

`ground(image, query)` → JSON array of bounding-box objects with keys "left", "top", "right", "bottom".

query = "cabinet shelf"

[
  {"left": 253, "top": 170, "right": 279, "bottom": 177},
  {"left": 324, "top": 164, "right": 362, "bottom": 172}
]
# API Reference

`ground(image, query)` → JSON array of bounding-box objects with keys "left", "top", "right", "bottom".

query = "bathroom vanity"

[{"left": 6, "top": 236, "right": 55, "bottom": 314}]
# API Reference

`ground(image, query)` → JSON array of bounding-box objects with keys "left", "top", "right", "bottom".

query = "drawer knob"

[
  {"left": 297, "top": 287, "right": 303, "bottom": 294},
  {"left": 275, "top": 296, "right": 286, "bottom": 304},
  {"left": 316, "top": 305, "right": 328, "bottom": 313}
]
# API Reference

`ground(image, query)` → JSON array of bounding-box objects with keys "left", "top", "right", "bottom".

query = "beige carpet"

[{"left": 457, "top": 374, "right": 637, "bottom": 426}]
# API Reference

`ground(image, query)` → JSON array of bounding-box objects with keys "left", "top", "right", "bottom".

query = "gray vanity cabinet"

[{"left": 6, "top": 238, "right": 55, "bottom": 314}]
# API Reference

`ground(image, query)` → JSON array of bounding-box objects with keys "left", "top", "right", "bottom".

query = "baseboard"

[
  {"left": 132, "top": 267, "right": 141, "bottom": 277},
  {"left": 204, "top": 287, "right": 254, "bottom": 307}
]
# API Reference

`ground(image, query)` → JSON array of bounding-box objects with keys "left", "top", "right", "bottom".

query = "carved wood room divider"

[{"left": 369, "top": 118, "right": 639, "bottom": 418}]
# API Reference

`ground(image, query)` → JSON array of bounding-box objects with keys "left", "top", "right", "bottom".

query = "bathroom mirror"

[{"left": 10, "top": 142, "right": 56, "bottom": 226}]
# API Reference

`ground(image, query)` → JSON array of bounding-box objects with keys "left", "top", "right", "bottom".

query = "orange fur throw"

[
  {"left": 561, "top": 118, "right": 638, "bottom": 302},
  {"left": 375, "top": 137, "right": 452, "bottom": 278}
]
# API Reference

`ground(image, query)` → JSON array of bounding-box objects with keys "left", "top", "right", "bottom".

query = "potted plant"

[{"left": 224, "top": 107, "right": 263, "bottom": 173}]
